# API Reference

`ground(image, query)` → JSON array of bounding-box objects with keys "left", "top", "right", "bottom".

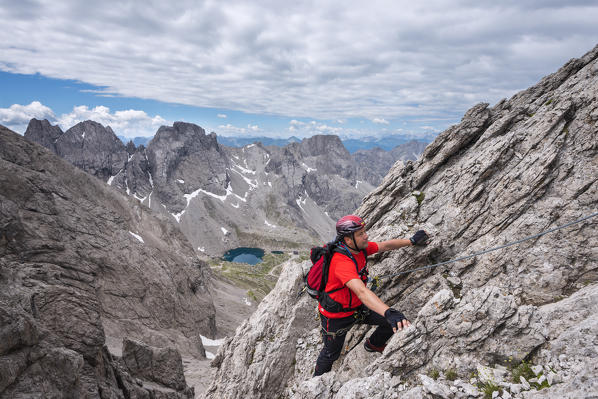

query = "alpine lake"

[
  {"left": 214, "top": 247, "right": 298, "bottom": 303},
  {"left": 222, "top": 247, "right": 265, "bottom": 265}
]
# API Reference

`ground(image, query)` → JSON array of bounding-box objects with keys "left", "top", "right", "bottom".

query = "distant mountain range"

[
  {"left": 340, "top": 135, "right": 431, "bottom": 152},
  {"left": 27, "top": 119, "right": 429, "bottom": 256},
  {"left": 118, "top": 133, "right": 430, "bottom": 153}
]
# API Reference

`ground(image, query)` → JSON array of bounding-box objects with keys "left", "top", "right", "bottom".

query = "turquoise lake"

[{"left": 222, "top": 247, "right": 265, "bottom": 265}]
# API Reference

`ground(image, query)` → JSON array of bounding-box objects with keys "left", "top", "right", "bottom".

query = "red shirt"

[{"left": 318, "top": 242, "right": 379, "bottom": 318}]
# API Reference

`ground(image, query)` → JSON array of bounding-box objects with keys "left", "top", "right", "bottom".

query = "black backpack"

[{"left": 304, "top": 241, "right": 368, "bottom": 313}]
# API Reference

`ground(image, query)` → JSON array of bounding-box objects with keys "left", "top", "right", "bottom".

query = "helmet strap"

[{"left": 344, "top": 233, "right": 360, "bottom": 252}]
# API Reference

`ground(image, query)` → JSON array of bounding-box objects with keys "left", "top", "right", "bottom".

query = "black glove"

[
  {"left": 384, "top": 308, "right": 407, "bottom": 331},
  {"left": 410, "top": 230, "right": 429, "bottom": 246}
]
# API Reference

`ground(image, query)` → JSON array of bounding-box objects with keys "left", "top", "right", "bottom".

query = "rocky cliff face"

[
  {"left": 25, "top": 119, "right": 130, "bottom": 182},
  {"left": 24, "top": 118, "right": 64, "bottom": 152},
  {"left": 205, "top": 44, "right": 598, "bottom": 398},
  {"left": 0, "top": 125, "right": 215, "bottom": 397}
]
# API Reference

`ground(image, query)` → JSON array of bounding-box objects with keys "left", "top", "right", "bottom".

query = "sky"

[{"left": 0, "top": 1, "right": 597, "bottom": 139}]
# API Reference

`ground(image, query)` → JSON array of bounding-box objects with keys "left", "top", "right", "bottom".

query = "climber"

[{"left": 313, "top": 214, "right": 429, "bottom": 376}]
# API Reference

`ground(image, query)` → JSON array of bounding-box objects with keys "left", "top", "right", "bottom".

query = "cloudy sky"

[{"left": 1, "top": 1, "right": 597, "bottom": 139}]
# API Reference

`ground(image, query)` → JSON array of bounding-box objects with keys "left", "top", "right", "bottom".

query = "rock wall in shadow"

[{"left": 0, "top": 125, "right": 215, "bottom": 398}]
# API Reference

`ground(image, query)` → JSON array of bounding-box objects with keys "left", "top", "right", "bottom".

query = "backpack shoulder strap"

[
  {"left": 319, "top": 242, "right": 339, "bottom": 294},
  {"left": 334, "top": 244, "right": 369, "bottom": 276},
  {"left": 333, "top": 244, "right": 360, "bottom": 270}
]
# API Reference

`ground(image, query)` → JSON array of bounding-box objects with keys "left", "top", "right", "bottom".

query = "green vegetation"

[
  {"left": 246, "top": 289, "right": 258, "bottom": 303},
  {"left": 445, "top": 368, "right": 458, "bottom": 381},
  {"left": 209, "top": 252, "right": 291, "bottom": 303},
  {"left": 428, "top": 368, "right": 440, "bottom": 380},
  {"left": 235, "top": 229, "right": 306, "bottom": 249},
  {"left": 545, "top": 98, "right": 553, "bottom": 106},
  {"left": 510, "top": 360, "right": 550, "bottom": 389},
  {"left": 412, "top": 191, "right": 425, "bottom": 206},
  {"left": 297, "top": 252, "right": 310, "bottom": 262},
  {"left": 478, "top": 381, "right": 502, "bottom": 399},
  {"left": 468, "top": 359, "right": 553, "bottom": 398},
  {"left": 511, "top": 360, "right": 535, "bottom": 383},
  {"left": 471, "top": 369, "right": 503, "bottom": 398}
]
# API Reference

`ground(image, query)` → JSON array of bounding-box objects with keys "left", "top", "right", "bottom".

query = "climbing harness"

[
  {"left": 321, "top": 307, "right": 371, "bottom": 338},
  {"left": 370, "top": 211, "right": 598, "bottom": 288}
]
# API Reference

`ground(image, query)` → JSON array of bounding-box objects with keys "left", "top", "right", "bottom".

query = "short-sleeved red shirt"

[{"left": 318, "top": 242, "right": 379, "bottom": 318}]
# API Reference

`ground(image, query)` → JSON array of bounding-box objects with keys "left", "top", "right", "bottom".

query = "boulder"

[{"left": 122, "top": 339, "right": 188, "bottom": 391}]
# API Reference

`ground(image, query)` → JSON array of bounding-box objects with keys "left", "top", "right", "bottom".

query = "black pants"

[{"left": 313, "top": 307, "right": 393, "bottom": 376}]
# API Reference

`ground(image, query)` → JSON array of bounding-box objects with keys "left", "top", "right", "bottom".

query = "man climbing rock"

[{"left": 313, "top": 214, "right": 428, "bottom": 376}]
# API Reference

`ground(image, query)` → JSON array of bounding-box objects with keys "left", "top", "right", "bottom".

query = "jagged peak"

[
  {"left": 150, "top": 121, "right": 220, "bottom": 152},
  {"left": 299, "top": 134, "right": 349, "bottom": 157},
  {"left": 172, "top": 121, "right": 206, "bottom": 134},
  {"left": 64, "top": 119, "right": 118, "bottom": 138},
  {"left": 24, "top": 118, "right": 64, "bottom": 152},
  {"left": 26, "top": 117, "right": 59, "bottom": 129}
]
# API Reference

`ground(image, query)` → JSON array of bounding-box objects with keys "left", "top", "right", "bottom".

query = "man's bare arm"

[
  {"left": 346, "top": 278, "right": 389, "bottom": 316},
  {"left": 346, "top": 278, "right": 411, "bottom": 331},
  {"left": 377, "top": 238, "right": 412, "bottom": 252}
]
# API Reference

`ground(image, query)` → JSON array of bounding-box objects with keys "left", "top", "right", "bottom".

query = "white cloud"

[
  {"left": 286, "top": 119, "right": 344, "bottom": 137},
  {"left": 213, "top": 121, "right": 285, "bottom": 138},
  {"left": 57, "top": 105, "right": 167, "bottom": 138},
  {"left": 0, "top": 101, "right": 167, "bottom": 137},
  {"left": 0, "top": 1, "right": 596, "bottom": 126},
  {"left": 372, "top": 118, "right": 389, "bottom": 125},
  {"left": 316, "top": 124, "right": 342, "bottom": 134},
  {"left": 218, "top": 123, "right": 249, "bottom": 134},
  {"left": 217, "top": 113, "right": 227, "bottom": 118},
  {"left": 0, "top": 101, "right": 56, "bottom": 133}
]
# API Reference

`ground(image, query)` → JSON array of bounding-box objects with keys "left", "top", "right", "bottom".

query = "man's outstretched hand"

[
  {"left": 410, "top": 230, "right": 429, "bottom": 246},
  {"left": 384, "top": 308, "right": 411, "bottom": 333}
]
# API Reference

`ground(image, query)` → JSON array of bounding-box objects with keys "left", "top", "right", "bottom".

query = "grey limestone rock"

[
  {"left": 58, "top": 120, "right": 129, "bottom": 181},
  {"left": 353, "top": 140, "right": 429, "bottom": 186},
  {"left": 419, "top": 374, "right": 453, "bottom": 398},
  {"left": 25, "top": 118, "right": 130, "bottom": 183},
  {"left": 0, "top": 125, "right": 214, "bottom": 397},
  {"left": 24, "top": 117, "right": 63, "bottom": 152},
  {"left": 205, "top": 258, "right": 315, "bottom": 399},
  {"left": 206, "top": 44, "right": 598, "bottom": 398},
  {"left": 24, "top": 118, "right": 423, "bottom": 257},
  {"left": 122, "top": 338, "right": 189, "bottom": 392}
]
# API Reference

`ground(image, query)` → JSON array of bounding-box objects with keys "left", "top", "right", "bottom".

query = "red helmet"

[{"left": 336, "top": 215, "right": 365, "bottom": 236}]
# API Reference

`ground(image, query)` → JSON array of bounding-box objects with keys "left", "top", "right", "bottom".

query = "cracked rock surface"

[
  {"left": 0, "top": 125, "right": 214, "bottom": 398},
  {"left": 206, "top": 44, "right": 598, "bottom": 398}
]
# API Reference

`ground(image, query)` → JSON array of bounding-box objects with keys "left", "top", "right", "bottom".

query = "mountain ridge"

[
  {"left": 25, "top": 120, "right": 427, "bottom": 256},
  {"left": 118, "top": 133, "right": 430, "bottom": 154}
]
